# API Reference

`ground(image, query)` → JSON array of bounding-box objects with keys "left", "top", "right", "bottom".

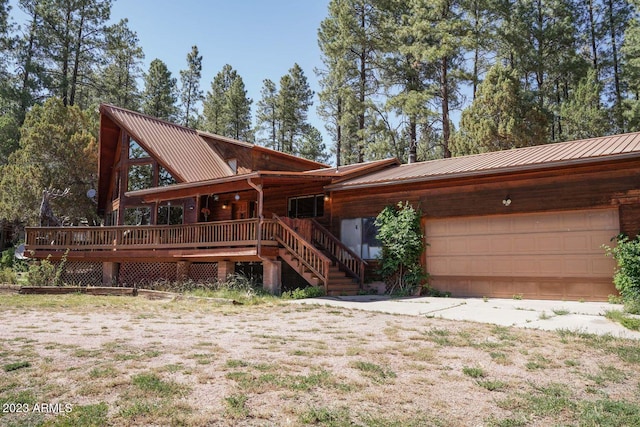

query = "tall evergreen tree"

[
  {"left": 14, "top": 0, "right": 48, "bottom": 124},
  {"left": 278, "top": 64, "right": 313, "bottom": 153},
  {"left": 452, "top": 64, "right": 548, "bottom": 155},
  {"left": 317, "top": 0, "right": 382, "bottom": 164},
  {"left": 255, "top": 79, "right": 279, "bottom": 149},
  {"left": 225, "top": 76, "right": 252, "bottom": 140},
  {"left": 560, "top": 69, "right": 610, "bottom": 140},
  {"left": 36, "top": 0, "right": 112, "bottom": 108},
  {"left": 402, "top": 0, "right": 471, "bottom": 158},
  {"left": 202, "top": 64, "right": 251, "bottom": 139},
  {"left": 100, "top": 18, "right": 143, "bottom": 110},
  {"left": 602, "top": 0, "right": 633, "bottom": 131},
  {"left": 179, "top": 45, "right": 203, "bottom": 128},
  {"left": 141, "top": 58, "right": 178, "bottom": 121},
  {"left": 0, "top": 98, "right": 98, "bottom": 225}
]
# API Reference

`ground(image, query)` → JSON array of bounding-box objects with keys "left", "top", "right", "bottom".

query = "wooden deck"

[
  {"left": 26, "top": 219, "right": 278, "bottom": 259},
  {"left": 26, "top": 217, "right": 367, "bottom": 295}
]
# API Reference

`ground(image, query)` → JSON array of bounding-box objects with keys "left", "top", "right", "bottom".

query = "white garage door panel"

[{"left": 426, "top": 209, "right": 619, "bottom": 281}]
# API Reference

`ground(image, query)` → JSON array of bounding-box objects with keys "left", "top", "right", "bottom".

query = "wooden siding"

[{"left": 329, "top": 162, "right": 640, "bottom": 234}]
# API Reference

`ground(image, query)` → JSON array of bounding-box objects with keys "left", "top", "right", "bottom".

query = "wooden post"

[
  {"left": 176, "top": 261, "right": 190, "bottom": 282},
  {"left": 217, "top": 260, "right": 235, "bottom": 282},
  {"left": 102, "top": 262, "right": 119, "bottom": 286},
  {"left": 262, "top": 259, "right": 281, "bottom": 294}
]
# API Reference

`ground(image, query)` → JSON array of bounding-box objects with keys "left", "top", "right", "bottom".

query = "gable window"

[
  {"left": 227, "top": 158, "right": 238, "bottom": 174},
  {"left": 124, "top": 207, "right": 151, "bottom": 225},
  {"left": 158, "top": 166, "right": 177, "bottom": 187},
  {"left": 157, "top": 204, "right": 183, "bottom": 225},
  {"left": 129, "top": 138, "right": 150, "bottom": 159},
  {"left": 288, "top": 195, "right": 324, "bottom": 218},
  {"left": 128, "top": 164, "right": 153, "bottom": 191}
]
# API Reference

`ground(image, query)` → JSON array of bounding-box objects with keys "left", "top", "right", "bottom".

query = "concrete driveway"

[{"left": 289, "top": 295, "right": 640, "bottom": 339}]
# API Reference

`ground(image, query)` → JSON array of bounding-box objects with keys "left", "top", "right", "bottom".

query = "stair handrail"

[
  {"left": 273, "top": 214, "right": 331, "bottom": 291},
  {"left": 310, "top": 219, "right": 367, "bottom": 287}
]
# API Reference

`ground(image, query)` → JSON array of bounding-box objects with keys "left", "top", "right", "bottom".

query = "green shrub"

[
  {"left": 281, "top": 286, "right": 325, "bottom": 299},
  {"left": 27, "top": 256, "right": 58, "bottom": 286},
  {"left": 603, "top": 235, "right": 640, "bottom": 314},
  {"left": 1, "top": 247, "right": 28, "bottom": 272},
  {"left": 0, "top": 267, "right": 17, "bottom": 284},
  {"left": 375, "top": 202, "right": 428, "bottom": 295}
]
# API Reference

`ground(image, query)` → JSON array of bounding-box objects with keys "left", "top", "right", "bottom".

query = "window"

[
  {"left": 124, "top": 207, "right": 151, "bottom": 225},
  {"left": 340, "top": 217, "right": 382, "bottom": 259},
  {"left": 158, "top": 166, "right": 177, "bottom": 187},
  {"left": 227, "top": 158, "right": 238, "bottom": 174},
  {"left": 129, "top": 138, "right": 149, "bottom": 159},
  {"left": 157, "top": 204, "right": 183, "bottom": 225},
  {"left": 288, "top": 195, "right": 324, "bottom": 218},
  {"left": 127, "top": 164, "right": 153, "bottom": 191},
  {"left": 112, "top": 171, "right": 120, "bottom": 201},
  {"left": 106, "top": 210, "right": 118, "bottom": 226}
]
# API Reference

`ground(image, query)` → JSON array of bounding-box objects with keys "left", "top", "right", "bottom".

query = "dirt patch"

[{"left": 1, "top": 295, "right": 639, "bottom": 426}]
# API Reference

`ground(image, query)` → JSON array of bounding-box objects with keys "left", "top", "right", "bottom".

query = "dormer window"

[
  {"left": 227, "top": 158, "right": 238, "bottom": 174},
  {"left": 129, "top": 138, "right": 150, "bottom": 159}
]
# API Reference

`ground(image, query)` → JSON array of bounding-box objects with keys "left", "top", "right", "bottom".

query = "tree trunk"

[
  {"left": 69, "top": 3, "right": 86, "bottom": 107},
  {"left": 408, "top": 116, "right": 417, "bottom": 163},
  {"left": 607, "top": 0, "right": 623, "bottom": 130},
  {"left": 19, "top": 9, "right": 39, "bottom": 125},
  {"left": 440, "top": 56, "right": 451, "bottom": 158},
  {"left": 588, "top": 0, "right": 599, "bottom": 78},
  {"left": 336, "top": 96, "right": 342, "bottom": 167}
]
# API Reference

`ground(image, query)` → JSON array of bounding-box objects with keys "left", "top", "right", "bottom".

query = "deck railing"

[
  {"left": 310, "top": 219, "right": 367, "bottom": 287},
  {"left": 26, "top": 219, "right": 278, "bottom": 252},
  {"left": 272, "top": 215, "right": 331, "bottom": 289}
]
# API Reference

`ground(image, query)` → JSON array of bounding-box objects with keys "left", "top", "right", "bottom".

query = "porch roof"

[{"left": 125, "top": 171, "right": 334, "bottom": 203}]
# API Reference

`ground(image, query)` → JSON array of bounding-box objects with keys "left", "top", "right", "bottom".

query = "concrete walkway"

[{"left": 289, "top": 295, "right": 640, "bottom": 339}]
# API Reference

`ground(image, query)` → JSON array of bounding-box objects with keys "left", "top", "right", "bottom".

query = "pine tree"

[
  {"left": 179, "top": 45, "right": 203, "bottom": 128},
  {"left": 255, "top": 79, "right": 279, "bottom": 149},
  {"left": 202, "top": 64, "right": 251, "bottom": 139},
  {"left": 100, "top": 18, "right": 144, "bottom": 110},
  {"left": 36, "top": 0, "right": 112, "bottom": 108},
  {"left": 13, "top": 0, "right": 48, "bottom": 124},
  {"left": 225, "top": 76, "right": 252, "bottom": 140},
  {"left": 560, "top": 69, "right": 610, "bottom": 140},
  {"left": 317, "top": 0, "right": 381, "bottom": 164},
  {"left": 141, "top": 59, "right": 178, "bottom": 121},
  {"left": 0, "top": 98, "right": 98, "bottom": 225},
  {"left": 401, "top": 0, "right": 471, "bottom": 158},
  {"left": 452, "top": 64, "right": 548, "bottom": 155}
]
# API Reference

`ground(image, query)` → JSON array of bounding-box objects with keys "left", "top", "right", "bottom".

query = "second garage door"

[{"left": 425, "top": 208, "right": 619, "bottom": 301}]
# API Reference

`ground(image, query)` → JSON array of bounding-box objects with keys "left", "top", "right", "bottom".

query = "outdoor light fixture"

[
  {"left": 222, "top": 203, "right": 228, "bottom": 209},
  {"left": 324, "top": 195, "right": 330, "bottom": 202},
  {"left": 234, "top": 193, "right": 240, "bottom": 201},
  {"left": 502, "top": 196, "right": 512, "bottom": 206}
]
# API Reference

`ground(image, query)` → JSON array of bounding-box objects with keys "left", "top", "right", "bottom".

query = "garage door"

[{"left": 425, "top": 208, "right": 619, "bottom": 301}]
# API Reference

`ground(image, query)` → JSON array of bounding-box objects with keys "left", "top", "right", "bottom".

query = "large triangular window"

[
  {"left": 129, "top": 138, "right": 150, "bottom": 159},
  {"left": 158, "top": 165, "right": 177, "bottom": 187}
]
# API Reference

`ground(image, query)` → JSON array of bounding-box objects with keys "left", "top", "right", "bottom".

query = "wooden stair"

[
  {"left": 273, "top": 215, "right": 364, "bottom": 296},
  {"left": 278, "top": 248, "right": 359, "bottom": 296}
]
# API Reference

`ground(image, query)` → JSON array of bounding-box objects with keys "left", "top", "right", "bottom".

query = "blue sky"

[
  {"left": 9, "top": 0, "right": 332, "bottom": 150},
  {"left": 110, "top": 0, "right": 331, "bottom": 139}
]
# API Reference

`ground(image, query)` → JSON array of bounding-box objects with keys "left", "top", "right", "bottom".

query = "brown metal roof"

[
  {"left": 328, "top": 132, "right": 640, "bottom": 190},
  {"left": 101, "top": 104, "right": 233, "bottom": 182}
]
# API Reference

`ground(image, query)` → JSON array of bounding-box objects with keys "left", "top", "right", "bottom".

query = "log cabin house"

[{"left": 25, "top": 104, "right": 640, "bottom": 300}]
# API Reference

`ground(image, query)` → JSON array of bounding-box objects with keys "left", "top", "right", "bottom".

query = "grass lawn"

[{"left": 0, "top": 294, "right": 639, "bottom": 426}]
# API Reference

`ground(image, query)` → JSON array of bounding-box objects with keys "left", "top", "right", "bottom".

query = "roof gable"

[{"left": 100, "top": 104, "right": 233, "bottom": 183}]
